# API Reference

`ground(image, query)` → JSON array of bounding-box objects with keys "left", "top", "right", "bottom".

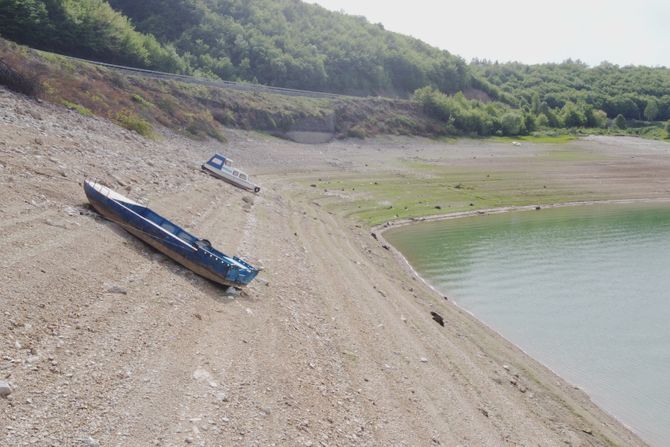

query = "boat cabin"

[{"left": 205, "top": 154, "right": 233, "bottom": 170}]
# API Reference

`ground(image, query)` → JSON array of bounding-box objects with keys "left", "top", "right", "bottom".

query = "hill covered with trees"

[
  {"left": 472, "top": 60, "right": 670, "bottom": 122},
  {"left": 1, "top": 0, "right": 669, "bottom": 139},
  {"left": 0, "top": 0, "right": 187, "bottom": 72},
  {"left": 108, "top": 0, "right": 476, "bottom": 97},
  {"left": 0, "top": 0, "right": 475, "bottom": 97}
]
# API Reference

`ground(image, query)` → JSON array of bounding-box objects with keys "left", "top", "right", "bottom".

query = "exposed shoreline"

[
  {"left": 373, "top": 197, "right": 670, "bottom": 233},
  {"left": 374, "top": 198, "right": 670, "bottom": 445},
  {"left": 3, "top": 87, "right": 667, "bottom": 445}
]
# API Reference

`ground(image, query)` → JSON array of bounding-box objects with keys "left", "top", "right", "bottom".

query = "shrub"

[
  {"left": 212, "top": 109, "right": 236, "bottom": 126},
  {"left": 131, "top": 93, "right": 152, "bottom": 107},
  {"left": 501, "top": 112, "right": 525, "bottom": 136},
  {"left": 614, "top": 114, "right": 627, "bottom": 129},
  {"left": 185, "top": 117, "right": 225, "bottom": 141},
  {"left": 0, "top": 59, "right": 41, "bottom": 96},
  {"left": 347, "top": 125, "right": 367, "bottom": 139},
  {"left": 62, "top": 100, "right": 93, "bottom": 116},
  {"left": 115, "top": 110, "right": 154, "bottom": 138}
]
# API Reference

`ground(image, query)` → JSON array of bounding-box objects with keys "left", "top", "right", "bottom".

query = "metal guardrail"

[{"left": 63, "top": 55, "right": 355, "bottom": 100}]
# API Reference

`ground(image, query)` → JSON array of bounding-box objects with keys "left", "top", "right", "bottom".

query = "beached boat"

[
  {"left": 202, "top": 153, "right": 260, "bottom": 193},
  {"left": 84, "top": 180, "right": 259, "bottom": 288}
]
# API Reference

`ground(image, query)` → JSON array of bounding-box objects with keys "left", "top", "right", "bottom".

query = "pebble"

[
  {"left": 107, "top": 285, "right": 128, "bottom": 295},
  {"left": 193, "top": 368, "right": 218, "bottom": 387},
  {"left": 80, "top": 436, "right": 99, "bottom": 447},
  {"left": 0, "top": 381, "right": 12, "bottom": 397}
]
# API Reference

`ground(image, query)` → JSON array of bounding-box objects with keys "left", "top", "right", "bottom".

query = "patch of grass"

[
  {"left": 115, "top": 110, "right": 154, "bottom": 138},
  {"left": 306, "top": 163, "right": 611, "bottom": 226},
  {"left": 540, "top": 148, "right": 607, "bottom": 161},
  {"left": 212, "top": 109, "right": 235, "bottom": 126},
  {"left": 85, "top": 92, "right": 107, "bottom": 106},
  {"left": 131, "top": 93, "right": 154, "bottom": 108},
  {"left": 493, "top": 134, "right": 576, "bottom": 144},
  {"left": 62, "top": 100, "right": 93, "bottom": 116},
  {"left": 155, "top": 96, "right": 179, "bottom": 116},
  {"left": 540, "top": 149, "right": 607, "bottom": 161},
  {"left": 185, "top": 115, "right": 225, "bottom": 142}
]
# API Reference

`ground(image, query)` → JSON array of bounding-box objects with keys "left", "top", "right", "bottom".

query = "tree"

[
  {"left": 535, "top": 113, "right": 549, "bottom": 128},
  {"left": 523, "top": 113, "right": 536, "bottom": 133},
  {"left": 530, "top": 91, "right": 540, "bottom": 115},
  {"left": 644, "top": 99, "right": 660, "bottom": 121},
  {"left": 665, "top": 120, "right": 670, "bottom": 138},
  {"left": 613, "top": 114, "right": 627, "bottom": 129},
  {"left": 561, "top": 102, "right": 586, "bottom": 128},
  {"left": 501, "top": 112, "right": 525, "bottom": 135},
  {"left": 0, "top": 0, "right": 49, "bottom": 46},
  {"left": 589, "top": 109, "right": 608, "bottom": 128}
]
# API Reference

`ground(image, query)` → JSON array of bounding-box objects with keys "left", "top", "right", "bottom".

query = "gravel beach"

[{"left": 3, "top": 86, "right": 668, "bottom": 446}]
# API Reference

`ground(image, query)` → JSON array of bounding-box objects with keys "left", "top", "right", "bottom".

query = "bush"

[
  {"left": 131, "top": 93, "right": 152, "bottom": 107},
  {"left": 115, "top": 110, "right": 154, "bottom": 137},
  {"left": 212, "top": 109, "right": 236, "bottom": 126},
  {"left": 501, "top": 112, "right": 525, "bottom": 136},
  {"left": 62, "top": 100, "right": 93, "bottom": 116},
  {"left": 347, "top": 125, "right": 367, "bottom": 139},
  {"left": 614, "top": 114, "right": 627, "bottom": 129},
  {"left": 0, "top": 59, "right": 41, "bottom": 96}
]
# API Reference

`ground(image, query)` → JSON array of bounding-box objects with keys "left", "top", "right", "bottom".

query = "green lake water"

[{"left": 385, "top": 204, "right": 670, "bottom": 446}]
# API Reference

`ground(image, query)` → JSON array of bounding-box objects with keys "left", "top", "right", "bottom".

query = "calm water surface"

[{"left": 385, "top": 204, "right": 670, "bottom": 446}]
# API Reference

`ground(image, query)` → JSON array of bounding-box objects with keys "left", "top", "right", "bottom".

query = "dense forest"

[
  {"left": 472, "top": 60, "right": 670, "bottom": 121},
  {"left": 0, "top": 0, "right": 187, "bottom": 72},
  {"left": 0, "top": 0, "right": 669, "bottom": 138},
  {"left": 0, "top": 0, "right": 473, "bottom": 97}
]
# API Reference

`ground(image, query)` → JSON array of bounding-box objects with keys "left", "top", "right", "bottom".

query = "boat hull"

[
  {"left": 84, "top": 181, "right": 258, "bottom": 288},
  {"left": 202, "top": 164, "right": 260, "bottom": 193}
]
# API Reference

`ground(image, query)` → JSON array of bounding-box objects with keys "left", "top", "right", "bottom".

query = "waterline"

[{"left": 385, "top": 203, "right": 670, "bottom": 446}]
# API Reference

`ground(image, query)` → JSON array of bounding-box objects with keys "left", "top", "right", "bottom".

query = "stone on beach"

[{"left": 0, "top": 380, "right": 12, "bottom": 397}]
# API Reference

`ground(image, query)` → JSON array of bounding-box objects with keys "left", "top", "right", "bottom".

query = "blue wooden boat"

[{"left": 84, "top": 180, "right": 259, "bottom": 288}]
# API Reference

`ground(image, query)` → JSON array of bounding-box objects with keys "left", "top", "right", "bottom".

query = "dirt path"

[{"left": 2, "top": 87, "right": 663, "bottom": 446}]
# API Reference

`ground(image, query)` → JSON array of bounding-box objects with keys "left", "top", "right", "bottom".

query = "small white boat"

[{"left": 202, "top": 153, "right": 260, "bottom": 193}]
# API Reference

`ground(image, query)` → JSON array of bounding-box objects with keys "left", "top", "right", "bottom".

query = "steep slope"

[
  {"left": 0, "top": 0, "right": 186, "bottom": 72},
  {"left": 107, "top": 0, "right": 471, "bottom": 96}
]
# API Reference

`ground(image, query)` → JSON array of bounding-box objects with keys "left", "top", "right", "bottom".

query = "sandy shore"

[{"left": 3, "top": 86, "right": 669, "bottom": 445}]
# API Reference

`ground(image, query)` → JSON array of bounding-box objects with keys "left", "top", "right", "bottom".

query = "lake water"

[{"left": 385, "top": 204, "right": 670, "bottom": 446}]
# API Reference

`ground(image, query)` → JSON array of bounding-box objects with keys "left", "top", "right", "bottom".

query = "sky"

[{"left": 310, "top": 0, "right": 669, "bottom": 67}]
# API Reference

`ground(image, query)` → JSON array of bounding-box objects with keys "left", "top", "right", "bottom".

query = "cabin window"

[
  {"left": 224, "top": 159, "right": 232, "bottom": 167},
  {"left": 233, "top": 170, "right": 240, "bottom": 177}
]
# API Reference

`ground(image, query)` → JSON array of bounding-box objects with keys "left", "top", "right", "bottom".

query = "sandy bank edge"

[{"left": 371, "top": 197, "right": 670, "bottom": 444}]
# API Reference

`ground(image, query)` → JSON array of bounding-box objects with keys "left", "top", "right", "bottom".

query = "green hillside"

[
  {"left": 472, "top": 60, "right": 670, "bottom": 121},
  {"left": 107, "top": 0, "right": 472, "bottom": 97},
  {"left": 0, "top": 0, "right": 474, "bottom": 97},
  {"left": 1, "top": 1, "right": 669, "bottom": 139},
  {"left": 0, "top": 0, "right": 187, "bottom": 72}
]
